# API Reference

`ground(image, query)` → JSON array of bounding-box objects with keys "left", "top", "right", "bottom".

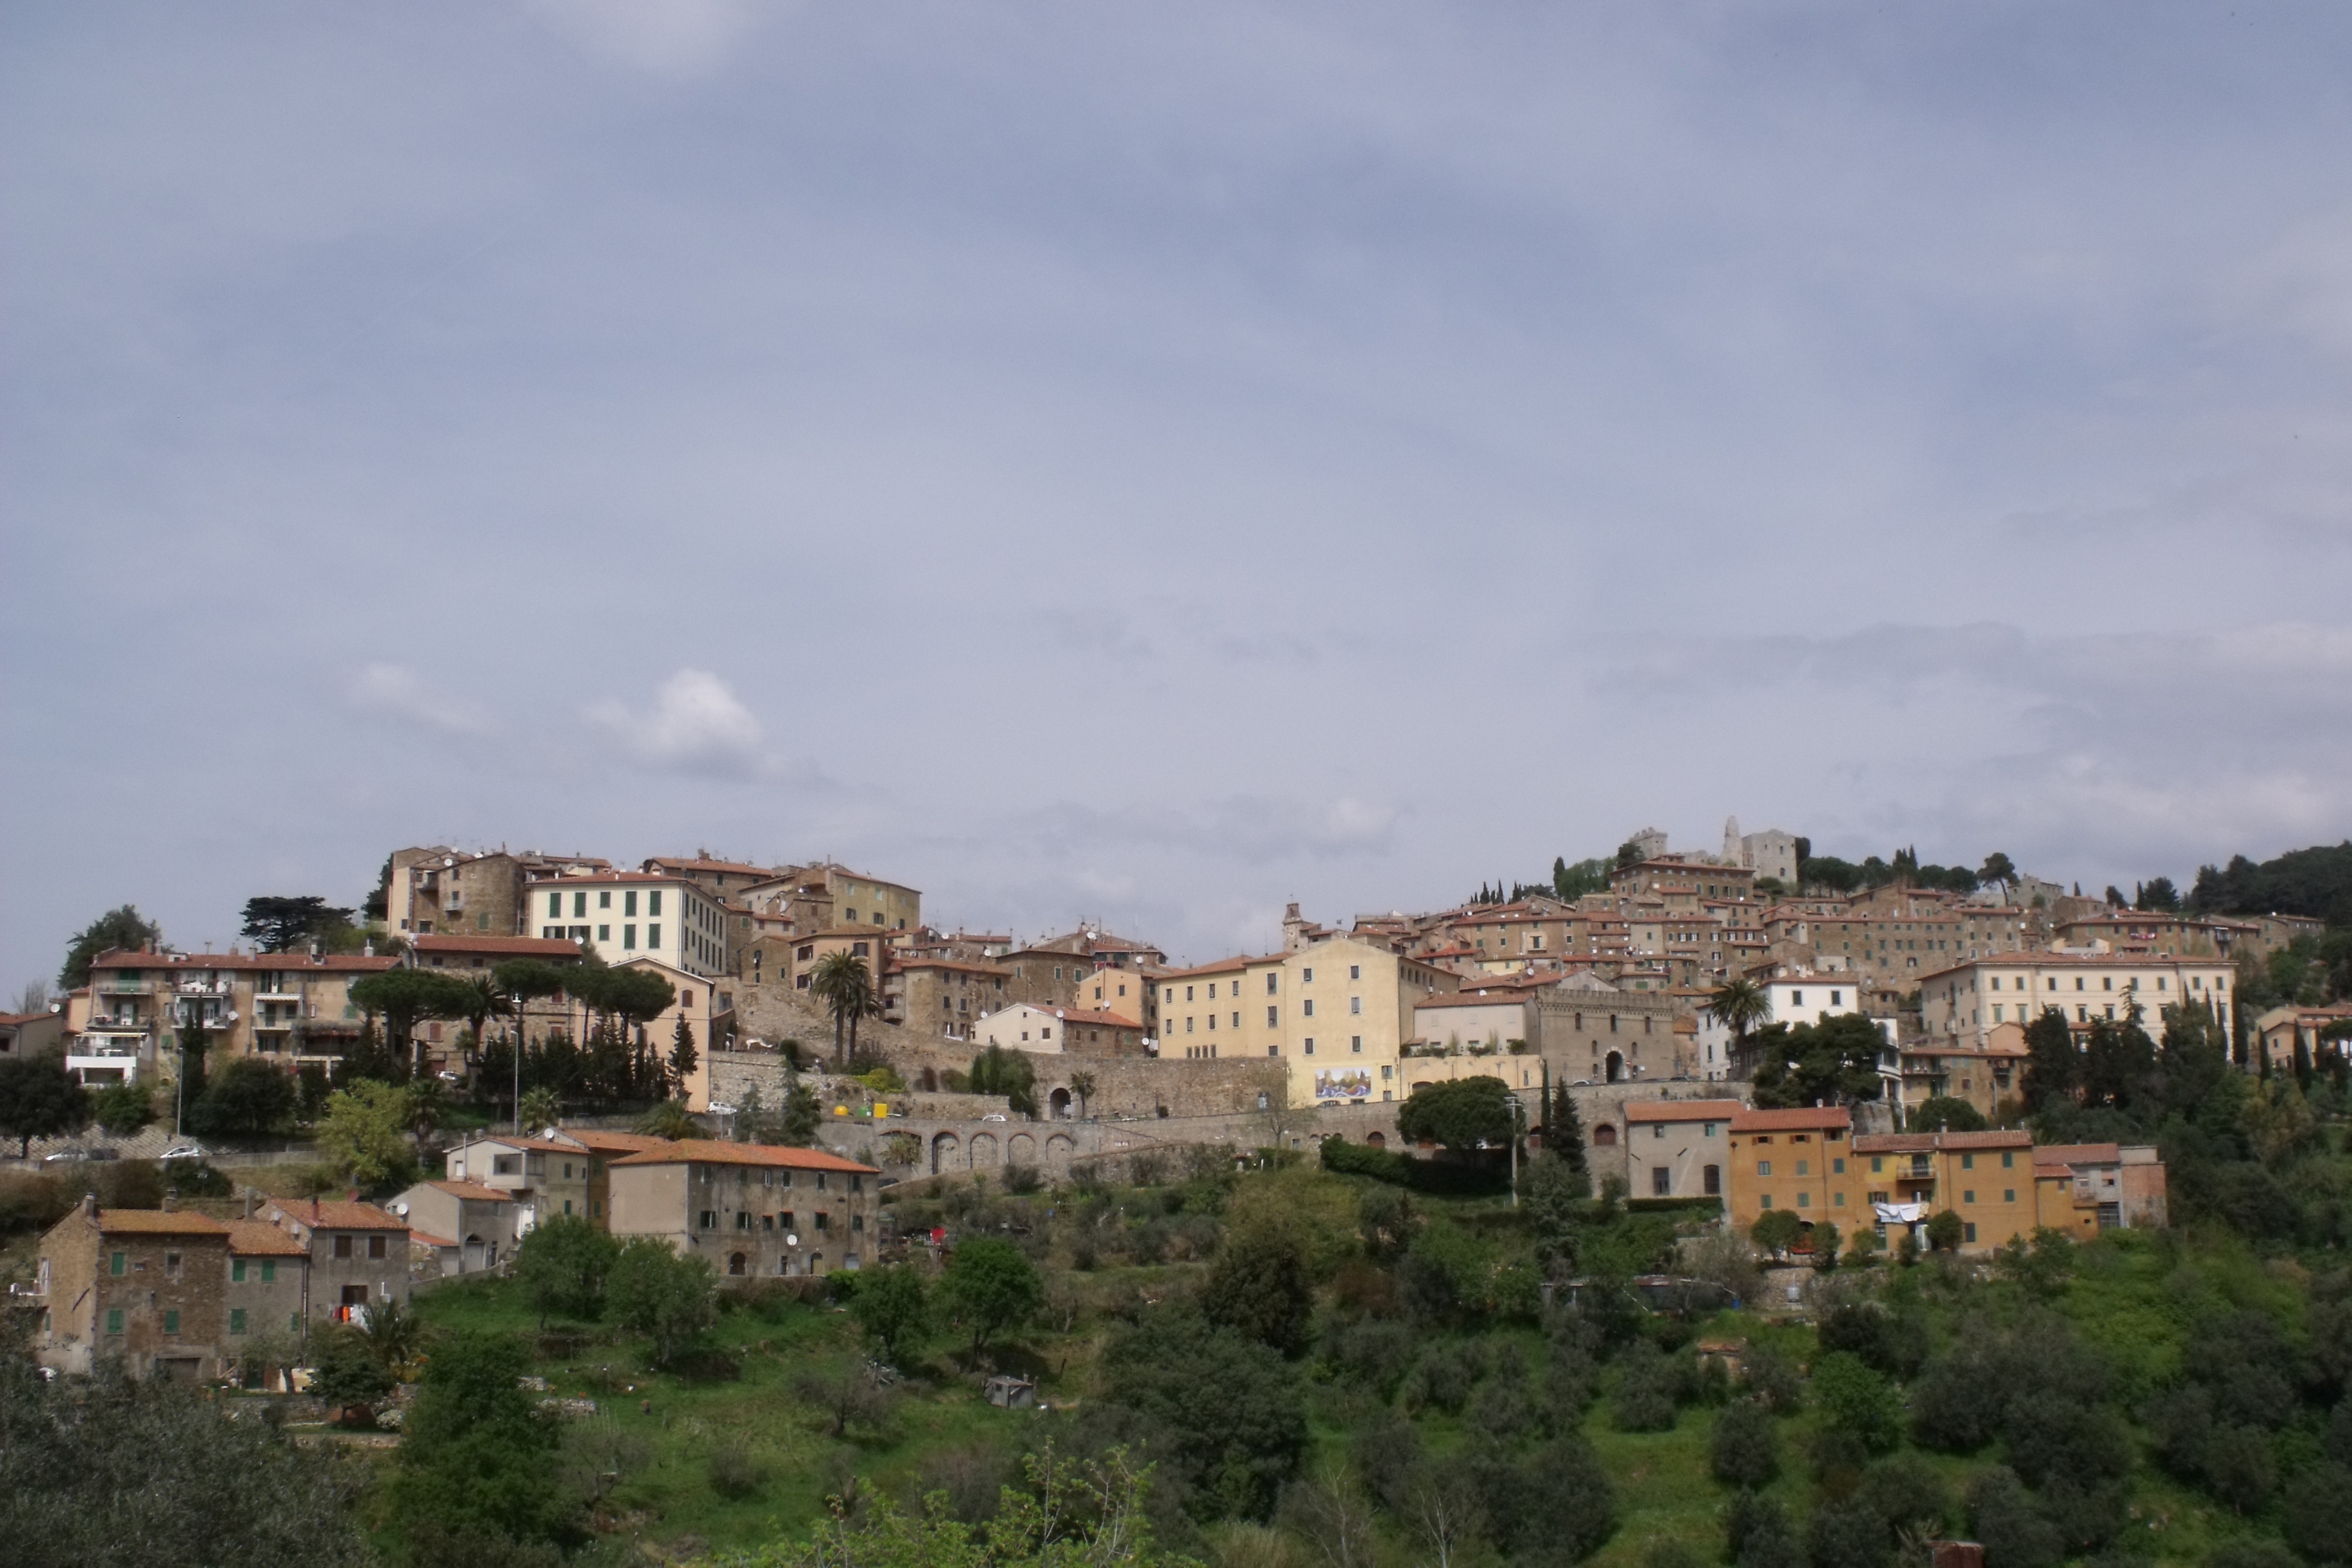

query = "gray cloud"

[
  {"left": 3, "top": 3, "right": 2349, "bottom": 975},
  {"left": 344, "top": 663, "right": 494, "bottom": 736}
]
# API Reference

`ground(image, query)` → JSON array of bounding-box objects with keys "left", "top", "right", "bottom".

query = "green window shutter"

[
  {"left": 232, "top": 1259, "right": 247, "bottom": 1282},
  {"left": 110, "top": 1251, "right": 126, "bottom": 1277},
  {"left": 230, "top": 1308, "right": 247, "bottom": 1334},
  {"left": 106, "top": 1309, "right": 124, "bottom": 1335},
  {"left": 261, "top": 1260, "right": 277, "bottom": 1283},
  {"left": 164, "top": 1310, "right": 180, "bottom": 1335}
]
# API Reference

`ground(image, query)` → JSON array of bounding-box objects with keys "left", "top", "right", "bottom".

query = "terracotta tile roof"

[
  {"left": 1155, "top": 955, "right": 1265, "bottom": 980},
  {"left": 223, "top": 1219, "right": 308, "bottom": 1256},
  {"left": 267, "top": 1200, "right": 407, "bottom": 1231},
  {"left": 428, "top": 1181, "right": 513, "bottom": 1204},
  {"left": 558, "top": 1129, "right": 676, "bottom": 1154},
  {"left": 2032, "top": 1141, "right": 2123, "bottom": 1167},
  {"left": 887, "top": 957, "right": 1011, "bottom": 977},
  {"left": 96, "top": 1209, "right": 229, "bottom": 1236},
  {"left": 642, "top": 856, "right": 775, "bottom": 877},
  {"left": 88, "top": 949, "right": 398, "bottom": 974},
  {"left": 409, "top": 1230, "right": 460, "bottom": 1250},
  {"left": 1730, "top": 1106, "right": 1853, "bottom": 1133},
  {"left": 467, "top": 1133, "right": 589, "bottom": 1154},
  {"left": 611, "top": 1139, "right": 878, "bottom": 1175},
  {"left": 1046, "top": 1007, "right": 1144, "bottom": 1030},
  {"left": 410, "top": 935, "right": 585, "bottom": 958},
  {"left": 1852, "top": 1129, "right": 2033, "bottom": 1153},
  {"left": 1623, "top": 1099, "right": 1746, "bottom": 1123}
]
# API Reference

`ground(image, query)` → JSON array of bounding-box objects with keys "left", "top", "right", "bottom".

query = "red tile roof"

[
  {"left": 1623, "top": 1099, "right": 1746, "bottom": 1123},
  {"left": 1046, "top": 1007, "right": 1144, "bottom": 1030},
  {"left": 409, "top": 1230, "right": 460, "bottom": 1250},
  {"left": 223, "top": 1219, "right": 308, "bottom": 1256},
  {"left": 1153, "top": 956, "right": 1263, "bottom": 979},
  {"left": 267, "top": 1200, "right": 407, "bottom": 1231},
  {"left": 1730, "top": 1106, "right": 1853, "bottom": 1133},
  {"left": 1852, "top": 1129, "right": 2032, "bottom": 1153},
  {"left": 88, "top": 949, "right": 397, "bottom": 974},
  {"left": 95, "top": 1209, "right": 230, "bottom": 1236},
  {"left": 410, "top": 935, "right": 585, "bottom": 958},
  {"left": 611, "top": 1139, "right": 878, "bottom": 1175},
  {"left": 427, "top": 1181, "right": 513, "bottom": 1204},
  {"left": 559, "top": 1129, "right": 677, "bottom": 1155}
]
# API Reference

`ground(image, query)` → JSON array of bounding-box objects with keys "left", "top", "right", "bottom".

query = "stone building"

[
  {"left": 970, "top": 1004, "right": 1147, "bottom": 1056},
  {"left": 881, "top": 957, "right": 1015, "bottom": 1041},
  {"left": 35, "top": 1199, "right": 233, "bottom": 1380},
  {"left": 606, "top": 1139, "right": 882, "bottom": 1278},
  {"left": 391, "top": 1180, "right": 516, "bottom": 1277},
  {"left": 260, "top": 1199, "right": 411, "bottom": 1327}
]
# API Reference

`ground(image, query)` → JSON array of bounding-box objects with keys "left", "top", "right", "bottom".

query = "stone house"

[
  {"left": 222, "top": 1217, "right": 309, "bottom": 1348},
  {"left": 881, "top": 957, "right": 1014, "bottom": 1041},
  {"left": 1618, "top": 1098, "right": 1745, "bottom": 1200},
  {"left": 35, "top": 1199, "right": 233, "bottom": 1380},
  {"left": 260, "top": 1199, "right": 411, "bottom": 1326},
  {"left": 392, "top": 1180, "right": 516, "bottom": 1277},
  {"left": 606, "top": 1139, "right": 883, "bottom": 1279}
]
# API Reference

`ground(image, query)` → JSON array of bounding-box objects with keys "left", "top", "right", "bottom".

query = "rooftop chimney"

[
  {"left": 82, "top": 1192, "right": 97, "bottom": 1220},
  {"left": 161, "top": 1193, "right": 175, "bottom": 1212}
]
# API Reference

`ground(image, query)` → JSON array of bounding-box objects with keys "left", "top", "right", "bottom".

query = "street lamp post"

[{"left": 1505, "top": 1092, "right": 1526, "bottom": 1208}]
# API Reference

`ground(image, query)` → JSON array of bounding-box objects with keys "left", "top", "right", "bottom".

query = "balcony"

[
  {"left": 82, "top": 1020, "right": 148, "bottom": 1037},
  {"left": 175, "top": 981, "right": 233, "bottom": 997},
  {"left": 73, "top": 1039, "right": 144, "bottom": 1057},
  {"left": 97, "top": 980, "right": 152, "bottom": 995}
]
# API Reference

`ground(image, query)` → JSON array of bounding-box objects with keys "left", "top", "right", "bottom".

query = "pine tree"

[
  {"left": 1547, "top": 1079, "right": 1590, "bottom": 1195},
  {"left": 668, "top": 1015, "right": 699, "bottom": 1099}
]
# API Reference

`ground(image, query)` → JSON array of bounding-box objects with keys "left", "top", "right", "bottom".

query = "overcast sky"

[{"left": 5, "top": 1, "right": 2349, "bottom": 984}]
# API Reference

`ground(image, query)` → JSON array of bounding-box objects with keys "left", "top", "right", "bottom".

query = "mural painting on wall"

[{"left": 1315, "top": 1067, "right": 1373, "bottom": 1102}]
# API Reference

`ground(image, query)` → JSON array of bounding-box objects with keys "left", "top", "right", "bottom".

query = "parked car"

[{"left": 981, "top": 1113, "right": 1008, "bottom": 1123}]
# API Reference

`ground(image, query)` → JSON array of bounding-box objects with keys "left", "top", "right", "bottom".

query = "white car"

[{"left": 981, "top": 1113, "right": 1008, "bottom": 1123}]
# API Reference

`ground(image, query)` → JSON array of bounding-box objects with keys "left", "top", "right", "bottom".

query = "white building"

[
  {"left": 1918, "top": 950, "right": 2235, "bottom": 1048},
  {"left": 529, "top": 872, "right": 729, "bottom": 979},
  {"left": 1764, "top": 974, "right": 1868, "bottom": 1031}
]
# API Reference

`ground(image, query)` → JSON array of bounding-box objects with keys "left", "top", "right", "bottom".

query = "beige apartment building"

[
  {"left": 1155, "top": 935, "right": 1460, "bottom": 1108},
  {"left": 606, "top": 1139, "right": 882, "bottom": 1278},
  {"left": 1616, "top": 1098, "right": 1744, "bottom": 1200},
  {"left": 1917, "top": 951, "right": 2236, "bottom": 1047},
  {"left": 72, "top": 948, "right": 397, "bottom": 1086},
  {"left": 529, "top": 872, "right": 730, "bottom": 979}
]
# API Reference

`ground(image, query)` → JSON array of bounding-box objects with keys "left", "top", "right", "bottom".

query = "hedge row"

[{"left": 1318, "top": 1135, "right": 1507, "bottom": 1196}]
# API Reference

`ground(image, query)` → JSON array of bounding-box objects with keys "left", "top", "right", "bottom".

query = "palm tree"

[
  {"left": 1068, "top": 1070, "right": 1097, "bottom": 1121},
  {"left": 518, "top": 1086, "right": 562, "bottom": 1136},
  {"left": 1705, "top": 977, "right": 1771, "bottom": 1079},
  {"left": 808, "top": 951, "right": 876, "bottom": 1069},
  {"left": 634, "top": 1099, "right": 699, "bottom": 1140}
]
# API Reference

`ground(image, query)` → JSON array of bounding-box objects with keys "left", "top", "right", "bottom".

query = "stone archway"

[
  {"left": 1045, "top": 1133, "right": 1075, "bottom": 1169},
  {"left": 1605, "top": 1050, "right": 1625, "bottom": 1083},
  {"left": 1593, "top": 1123, "right": 1618, "bottom": 1147},
  {"left": 728, "top": 1252, "right": 747, "bottom": 1276},
  {"left": 1365, "top": 1130, "right": 1386, "bottom": 1148},
  {"left": 919, "top": 1067, "right": 939, "bottom": 1092},
  {"left": 969, "top": 1132, "right": 1000, "bottom": 1168},
  {"left": 1049, "top": 1086, "right": 1072, "bottom": 1119},
  {"left": 1009, "top": 1132, "right": 1037, "bottom": 1166},
  {"left": 931, "top": 1131, "right": 961, "bottom": 1173}
]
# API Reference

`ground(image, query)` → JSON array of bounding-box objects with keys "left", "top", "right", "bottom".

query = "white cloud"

[
  {"left": 586, "top": 668, "right": 798, "bottom": 779},
  {"left": 520, "top": 0, "right": 774, "bottom": 77},
  {"left": 343, "top": 663, "right": 493, "bottom": 735}
]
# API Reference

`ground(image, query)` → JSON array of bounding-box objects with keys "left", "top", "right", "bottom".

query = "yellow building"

[
  {"left": 1726, "top": 1106, "right": 1867, "bottom": 1241},
  {"left": 1852, "top": 1129, "right": 2038, "bottom": 1253},
  {"left": 1155, "top": 936, "right": 1457, "bottom": 1109}
]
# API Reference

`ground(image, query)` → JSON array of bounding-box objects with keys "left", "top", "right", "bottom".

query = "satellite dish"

[{"left": 785, "top": 1234, "right": 799, "bottom": 1247}]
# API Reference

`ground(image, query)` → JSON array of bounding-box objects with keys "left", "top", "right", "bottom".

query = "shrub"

[
  {"left": 1808, "top": 1499, "right": 1892, "bottom": 1568},
  {"left": 1725, "top": 1491, "right": 1803, "bottom": 1568},
  {"left": 1856, "top": 1453, "right": 1950, "bottom": 1540},
  {"left": 1811, "top": 1352, "right": 1901, "bottom": 1453},
  {"left": 707, "top": 1446, "right": 766, "bottom": 1500},
  {"left": 1001, "top": 1163, "right": 1043, "bottom": 1195},
  {"left": 1611, "top": 1339, "right": 1681, "bottom": 1433},
  {"left": 1966, "top": 1467, "right": 2061, "bottom": 1568},
  {"left": 1711, "top": 1399, "right": 1779, "bottom": 1488},
  {"left": 1404, "top": 1341, "right": 1484, "bottom": 1416},
  {"left": 1318, "top": 1135, "right": 1506, "bottom": 1197},
  {"left": 2284, "top": 1462, "right": 2352, "bottom": 1565},
  {"left": 1742, "top": 1343, "right": 1803, "bottom": 1415},
  {"left": 2207, "top": 1540, "right": 2301, "bottom": 1568}
]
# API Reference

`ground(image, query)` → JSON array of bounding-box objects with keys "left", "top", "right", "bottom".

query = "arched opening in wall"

[
  {"left": 919, "top": 1067, "right": 939, "bottom": 1092},
  {"left": 728, "top": 1252, "right": 746, "bottom": 1276},
  {"left": 1049, "top": 1087, "right": 1072, "bottom": 1119},
  {"left": 1366, "top": 1131, "right": 1386, "bottom": 1148},
  {"left": 1605, "top": 1050, "right": 1625, "bottom": 1083},
  {"left": 1593, "top": 1124, "right": 1618, "bottom": 1147},
  {"left": 931, "top": 1132, "right": 960, "bottom": 1174}
]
